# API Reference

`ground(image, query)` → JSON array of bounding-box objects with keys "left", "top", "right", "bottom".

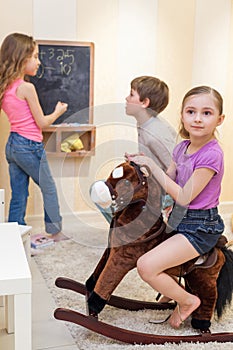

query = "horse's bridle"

[{"left": 105, "top": 161, "right": 148, "bottom": 215}]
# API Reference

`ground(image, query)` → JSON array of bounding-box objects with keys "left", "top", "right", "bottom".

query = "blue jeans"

[{"left": 5, "top": 132, "right": 62, "bottom": 234}]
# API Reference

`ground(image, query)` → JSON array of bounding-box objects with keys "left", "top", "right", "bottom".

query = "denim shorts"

[{"left": 167, "top": 206, "right": 224, "bottom": 255}]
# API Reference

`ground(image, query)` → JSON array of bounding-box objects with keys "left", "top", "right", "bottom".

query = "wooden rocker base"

[
  {"left": 55, "top": 277, "right": 233, "bottom": 344},
  {"left": 54, "top": 307, "right": 233, "bottom": 345},
  {"left": 55, "top": 276, "right": 175, "bottom": 311}
]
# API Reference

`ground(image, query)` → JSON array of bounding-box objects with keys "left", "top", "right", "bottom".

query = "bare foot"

[
  {"left": 168, "top": 296, "right": 201, "bottom": 329},
  {"left": 45, "top": 232, "right": 69, "bottom": 242}
]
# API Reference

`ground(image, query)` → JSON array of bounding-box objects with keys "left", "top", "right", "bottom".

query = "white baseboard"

[
  {"left": 26, "top": 210, "right": 97, "bottom": 221},
  {"left": 26, "top": 210, "right": 103, "bottom": 228}
]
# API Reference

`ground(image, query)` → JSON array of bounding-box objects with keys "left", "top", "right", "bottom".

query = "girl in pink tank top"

[{"left": 0, "top": 33, "right": 68, "bottom": 243}]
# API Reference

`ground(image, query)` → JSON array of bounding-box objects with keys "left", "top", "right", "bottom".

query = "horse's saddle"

[{"left": 180, "top": 235, "right": 228, "bottom": 276}]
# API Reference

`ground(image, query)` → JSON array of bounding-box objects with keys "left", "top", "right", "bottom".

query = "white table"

[
  {"left": 0, "top": 222, "right": 32, "bottom": 350},
  {"left": 0, "top": 224, "right": 31, "bottom": 308}
]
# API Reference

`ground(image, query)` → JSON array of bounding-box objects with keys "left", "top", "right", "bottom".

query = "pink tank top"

[{"left": 2, "top": 79, "right": 42, "bottom": 142}]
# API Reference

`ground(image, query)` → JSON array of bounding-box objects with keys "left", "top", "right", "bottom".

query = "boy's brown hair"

[{"left": 131, "top": 76, "right": 169, "bottom": 115}]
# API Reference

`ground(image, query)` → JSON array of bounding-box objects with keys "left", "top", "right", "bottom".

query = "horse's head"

[
  {"left": 90, "top": 161, "right": 149, "bottom": 215},
  {"left": 90, "top": 161, "right": 163, "bottom": 246}
]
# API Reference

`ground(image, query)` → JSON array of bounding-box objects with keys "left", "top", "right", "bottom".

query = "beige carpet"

[{"left": 33, "top": 212, "right": 233, "bottom": 350}]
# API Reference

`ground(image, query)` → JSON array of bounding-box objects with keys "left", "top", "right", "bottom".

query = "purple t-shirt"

[{"left": 173, "top": 139, "right": 224, "bottom": 209}]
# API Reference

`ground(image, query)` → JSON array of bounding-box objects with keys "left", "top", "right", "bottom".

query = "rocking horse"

[{"left": 54, "top": 161, "right": 233, "bottom": 345}]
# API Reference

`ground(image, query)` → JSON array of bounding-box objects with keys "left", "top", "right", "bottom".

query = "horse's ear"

[
  {"left": 111, "top": 162, "right": 135, "bottom": 180},
  {"left": 112, "top": 166, "right": 124, "bottom": 179},
  {"left": 140, "top": 166, "right": 150, "bottom": 177}
]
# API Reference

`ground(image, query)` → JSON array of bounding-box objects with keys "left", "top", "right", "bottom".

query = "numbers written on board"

[{"left": 36, "top": 48, "right": 75, "bottom": 79}]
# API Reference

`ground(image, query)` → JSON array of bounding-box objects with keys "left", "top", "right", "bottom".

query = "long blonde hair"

[
  {"left": 0, "top": 33, "right": 36, "bottom": 110},
  {"left": 178, "top": 86, "right": 223, "bottom": 139}
]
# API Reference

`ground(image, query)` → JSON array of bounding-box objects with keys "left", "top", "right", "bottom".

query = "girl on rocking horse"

[{"left": 127, "top": 86, "right": 225, "bottom": 329}]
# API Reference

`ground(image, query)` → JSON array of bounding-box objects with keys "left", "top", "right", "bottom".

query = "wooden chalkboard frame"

[{"left": 32, "top": 40, "right": 94, "bottom": 125}]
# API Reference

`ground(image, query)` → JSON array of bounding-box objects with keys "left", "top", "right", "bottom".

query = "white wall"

[
  {"left": 116, "top": 0, "right": 158, "bottom": 102},
  {"left": 33, "top": 0, "right": 77, "bottom": 40},
  {"left": 192, "top": 0, "right": 231, "bottom": 94}
]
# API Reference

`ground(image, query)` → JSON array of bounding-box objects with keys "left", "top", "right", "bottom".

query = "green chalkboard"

[{"left": 30, "top": 40, "right": 94, "bottom": 124}]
